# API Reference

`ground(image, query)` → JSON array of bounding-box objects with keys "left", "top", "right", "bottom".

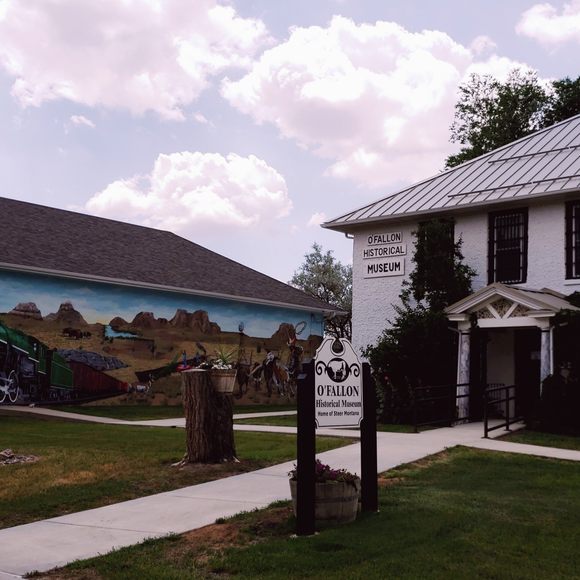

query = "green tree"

[
  {"left": 446, "top": 69, "right": 547, "bottom": 168},
  {"left": 543, "top": 76, "right": 580, "bottom": 128},
  {"left": 445, "top": 70, "right": 580, "bottom": 168},
  {"left": 290, "top": 243, "right": 352, "bottom": 339},
  {"left": 364, "top": 220, "right": 475, "bottom": 423}
]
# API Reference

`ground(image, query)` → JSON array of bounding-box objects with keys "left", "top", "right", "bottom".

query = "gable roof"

[
  {"left": 0, "top": 196, "right": 334, "bottom": 313},
  {"left": 324, "top": 114, "right": 580, "bottom": 232},
  {"left": 445, "top": 283, "right": 579, "bottom": 320}
]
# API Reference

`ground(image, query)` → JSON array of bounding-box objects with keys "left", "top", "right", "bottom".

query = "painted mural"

[{"left": 0, "top": 270, "right": 324, "bottom": 404}]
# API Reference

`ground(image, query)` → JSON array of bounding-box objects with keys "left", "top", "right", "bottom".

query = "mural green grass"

[
  {"left": 40, "top": 448, "right": 580, "bottom": 579},
  {"left": 0, "top": 416, "right": 349, "bottom": 530}
]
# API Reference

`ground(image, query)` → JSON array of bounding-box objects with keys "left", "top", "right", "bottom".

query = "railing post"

[
  {"left": 483, "top": 386, "right": 489, "bottom": 438},
  {"left": 413, "top": 386, "right": 418, "bottom": 433},
  {"left": 505, "top": 385, "right": 511, "bottom": 432}
]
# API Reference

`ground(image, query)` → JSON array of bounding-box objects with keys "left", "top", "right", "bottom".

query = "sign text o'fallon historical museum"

[
  {"left": 314, "top": 337, "right": 363, "bottom": 428},
  {"left": 363, "top": 231, "right": 406, "bottom": 279}
]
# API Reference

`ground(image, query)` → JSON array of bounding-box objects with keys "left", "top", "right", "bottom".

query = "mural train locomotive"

[{"left": 0, "top": 322, "right": 128, "bottom": 404}]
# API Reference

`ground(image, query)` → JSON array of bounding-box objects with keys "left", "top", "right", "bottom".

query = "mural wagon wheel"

[{"left": 7, "top": 370, "right": 20, "bottom": 404}]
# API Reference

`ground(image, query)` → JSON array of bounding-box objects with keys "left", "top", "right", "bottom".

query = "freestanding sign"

[
  {"left": 314, "top": 337, "right": 363, "bottom": 428},
  {"left": 295, "top": 339, "right": 378, "bottom": 536}
]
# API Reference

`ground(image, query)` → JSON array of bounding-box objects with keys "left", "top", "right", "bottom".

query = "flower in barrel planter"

[
  {"left": 288, "top": 460, "right": 361, "bottom": 526},
  {"left": 206, "top": 346, "right": 237, "bottom": 394}
]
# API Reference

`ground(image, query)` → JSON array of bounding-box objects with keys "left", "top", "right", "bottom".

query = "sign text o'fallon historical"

[
  {"left": 314, "top": 337, "right": 362, "bottom": 428},
  {"left": 363, "top": 231, "right": 406, "bottom": 279}
]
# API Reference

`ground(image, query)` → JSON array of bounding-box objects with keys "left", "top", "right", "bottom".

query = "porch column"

[
  {"left": 456, "top": 329, "right": 470, "bottom": 421},
  {"left": 540, "top": 327, "right": 552, "bottom": 389}
]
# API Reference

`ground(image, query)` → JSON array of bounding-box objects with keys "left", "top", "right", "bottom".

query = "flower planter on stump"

[
  {"left": 289, "top": 478, "right": 361, "bottom": 526},
  {"left": 209, "top": 369, "right": 237, "bottom": 394}
]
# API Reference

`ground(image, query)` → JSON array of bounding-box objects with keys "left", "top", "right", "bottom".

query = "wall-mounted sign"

[
  {"left": 366, "top": 232, "right": 402, "bottom": 245},
  {"left": 363, "top": 258, "right": 405, "bottom": 278},
  {"left": 314, "top": 337, "right": 363, "bottom": 428},
  {"left": 363, "top": 232, "right": 406, "bottom": 277},
  {"left": 362, "top": 244, "right": 406, "bottom": 259}
]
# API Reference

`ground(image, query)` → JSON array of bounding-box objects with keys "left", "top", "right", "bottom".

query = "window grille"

[
  {"left": 566, "top": 201, "right": 580, "bottom": 279},
  {"left": 488, "top": 209, "right": 528, "bottom": 284}
]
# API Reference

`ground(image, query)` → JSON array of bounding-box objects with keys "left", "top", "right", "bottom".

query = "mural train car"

[{"left": 0, "top": 322, "right": 127, "bottom": 404}]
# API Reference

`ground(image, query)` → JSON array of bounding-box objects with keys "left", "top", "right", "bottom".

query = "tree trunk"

[{"left": 179, "top": 369, "right": 237, "bottom": 464}]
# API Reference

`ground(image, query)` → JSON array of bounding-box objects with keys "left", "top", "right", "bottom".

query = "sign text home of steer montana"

[{"left": 314, "top": 337, "right": 363, "bottom": 428}]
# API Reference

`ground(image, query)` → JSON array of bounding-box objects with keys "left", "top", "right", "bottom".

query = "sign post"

[
  {"left": 361, "top": 362, "right": 378, "bottom": 512},
  {"left": 296, "top": 338, "right": 378, "bottom": 536},
  {"left": 296, "top": 361, "right": 315, "bottom": 536}
]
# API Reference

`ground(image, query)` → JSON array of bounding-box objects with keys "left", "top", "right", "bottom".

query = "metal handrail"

[
  {"left": 413, "top": 383, "right": 470, "bottom": 432},
  {"left": 483, "top": 384, "right": 523, "bottom": 438}
]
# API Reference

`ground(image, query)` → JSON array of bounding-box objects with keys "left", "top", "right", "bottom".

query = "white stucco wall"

[
  {"left": 352, "top": 222, "right": 417, "bottom": 354},
  {"left": 351, "top": 197, "right": 580, "bottom": 356}
]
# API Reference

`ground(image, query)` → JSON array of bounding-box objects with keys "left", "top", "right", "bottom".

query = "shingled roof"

[
  {"left": 0, "top": 196, "right": 334, "bottom": 313},
  {"left": 324, "top": 113, "right": 580, "bottom": 232}
]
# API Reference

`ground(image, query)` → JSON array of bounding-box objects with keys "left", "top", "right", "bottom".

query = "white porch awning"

[{"left": 445, "top": 283, "right": 579, "bottom": 330}]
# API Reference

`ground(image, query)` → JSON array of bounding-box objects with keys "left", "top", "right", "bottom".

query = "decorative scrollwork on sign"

[
  {"left": 315, "top": 360, "right": 327, "bottom": 376},
  {"left": 350, "top": 363, "right": 360, "bottom": 378}
]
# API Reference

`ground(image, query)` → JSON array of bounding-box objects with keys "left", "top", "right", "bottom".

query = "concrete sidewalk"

[
  {"left": 1, "top": 405, "right": 296, "bottom": 425},
  {"left": 1, "top": 416, "right": 579, "bottom": 577}
]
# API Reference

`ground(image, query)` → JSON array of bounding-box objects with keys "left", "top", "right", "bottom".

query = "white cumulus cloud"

[
  {"left": 517, "top": 1, "right": 580, "bottom": 46},
  {"left": 307, "top": 212, "right": 327, "bottom": 227},
  {"left": 0, "top": 0, "right": 270, "bottom": 119},
  {"left": 70, "top": 115, "right": 95, "bottom": 129},
  {"left": 84, "top": 152, "right": 292, "bottom": 232},
  {"left": 222, "top": 16, "right": 527, "bottom": 188}
]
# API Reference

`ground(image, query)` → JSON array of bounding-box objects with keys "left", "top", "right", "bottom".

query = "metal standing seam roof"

[
  {"left": 323, "top": 113, "right": 580, "bottom": 231},
  {"left": 0, "top": 196, "right": 336, "bottom": 314}
]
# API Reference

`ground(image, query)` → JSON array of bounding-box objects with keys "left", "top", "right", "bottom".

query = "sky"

[{"left": 0, "top": 0, "right": 578, "bottom": 284}]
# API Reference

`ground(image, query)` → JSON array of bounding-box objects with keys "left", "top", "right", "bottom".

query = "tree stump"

[{"left": 179, "top": 369, "right": 237, "bottom": 464}]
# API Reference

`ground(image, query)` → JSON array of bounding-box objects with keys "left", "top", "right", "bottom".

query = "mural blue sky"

[
  {"left": 0, "top": 271, "right": 323, "bottom": 339},
  {"left": 0, "top": 0, "right": 578, "bottom": 282}
]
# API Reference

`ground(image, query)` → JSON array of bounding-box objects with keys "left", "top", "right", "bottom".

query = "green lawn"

[
  {"left": 44, "top": 404, "right": 296, "bottom": 421},
  {"left": 501, "top": 429, "right": 580, "bottom": 451},
  {"left": 235, "top": 415, "right": 415, "bottom": 433},
  {"left": 0, "top": 415, "right": 347, "bottom": 530},
  {"left": 40, "top": 447, "right": 580, "bottom": 579}
]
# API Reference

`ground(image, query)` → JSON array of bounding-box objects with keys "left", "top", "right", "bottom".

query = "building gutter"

[{"left": 0, "top": 262, "right": 339, "bottom": 318}]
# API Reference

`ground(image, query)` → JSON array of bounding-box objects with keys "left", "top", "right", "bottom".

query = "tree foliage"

[
  {"left": 364, "top": 220, "right": 475, "bottom": 423},
  {"left": 446, "top": 70, "right": 580, "bottom": 168},
  {"left": 290, "top": 243, "right": 352, "bottom": 339}
]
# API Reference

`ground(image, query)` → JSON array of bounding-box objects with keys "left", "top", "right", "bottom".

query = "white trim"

[
  {"left": 477, "top": 317, "right": 540, "bottom": 328},
  {"left": 550, "top": 327, "right": 554, "bottom": 375},
  {"left": 505, "top": 302, "right": 519, "bottom": 318},
  {"left": 0, "top": 262, "right": 334, "bottom": 316},
  {"left": 563, "top": 279, "right": 580, "bottom": 286}
]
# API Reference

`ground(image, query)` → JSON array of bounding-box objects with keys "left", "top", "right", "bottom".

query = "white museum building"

[{"left": 324, "top": 113, "right": 580, "bottom": 421}]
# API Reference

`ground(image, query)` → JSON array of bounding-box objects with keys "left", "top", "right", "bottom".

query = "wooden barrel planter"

[
  {"left": 290, "top": 478, "right": 361, "bottom": 526},
  {"left": 209, "top": 369, "right": 237, "bottom": 394}
]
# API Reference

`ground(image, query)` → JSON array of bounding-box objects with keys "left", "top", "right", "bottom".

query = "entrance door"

[{"left": 514, "top": 328, "right": 541, "bottom": 419}]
